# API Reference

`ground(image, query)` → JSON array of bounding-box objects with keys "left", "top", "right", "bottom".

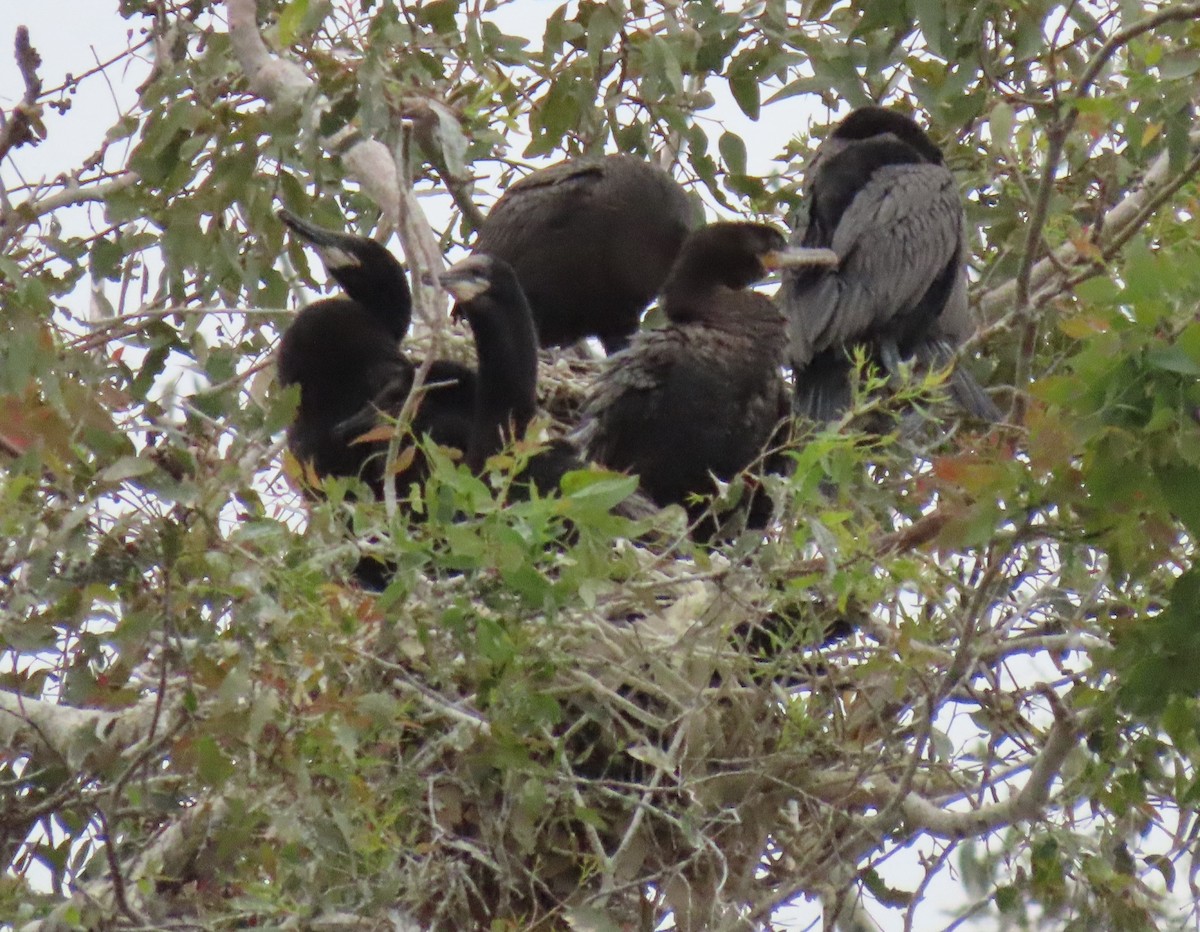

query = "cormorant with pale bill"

[
  {"left": 576, "top": 221, "right": 812, "bottom": 538},
  {"left": 276, "top": 208, "right": 475, "bottom": 498},
  {"left": 436, "top": 253, "right": 583, "bottom": 492}
]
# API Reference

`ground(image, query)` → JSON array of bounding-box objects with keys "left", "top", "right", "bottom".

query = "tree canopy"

[{"left": 4, "top": 1, "right": 1200, "bottom": 929}]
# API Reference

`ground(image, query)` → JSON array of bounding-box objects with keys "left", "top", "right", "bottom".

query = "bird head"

[
  {"left": 825, "top": 106, "right": 944, "bottom": 165},
  {"left": 440, "top": 255, "right": 531, "bottom": 325},
  {"left": 440, "top": 255, "right": 494, "bottom": 316},
  {"left": 278, "top": 209, "right": 412, "bottom": 331},
  {"left": 675, "top": 222, "right": 792, "bottom": 290}
]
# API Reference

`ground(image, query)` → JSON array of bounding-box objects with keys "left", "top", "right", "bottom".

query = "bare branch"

[
  {"left": 0, "top": 172, "right": 137, "bottom": 250},
  {"left": 0, "top": 26, "right": 45, "bottom": 162},
  {"left": 878, "top": 693, "right": 1082, "bottom": 840}
]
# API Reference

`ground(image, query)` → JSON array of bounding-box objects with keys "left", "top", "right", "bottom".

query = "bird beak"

[
  {"left": 278, "top": 208, "right": 362, "bottom": 269},
  {"left": 438, "top": 263, "right": 489, "bottom": 304},
  {"left": 762, "top": 247, "right": 840, "bottom": 271}
]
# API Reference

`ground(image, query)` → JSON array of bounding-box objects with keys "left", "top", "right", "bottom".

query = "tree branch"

[
  {"left": 1011, "top": 1, "right": 1200, "bottom": 315},
  {"left": 0, "top": 687, "right": 175, "bottom": 769},
  {"left": 876, "top": 691, "right": 1082, "bottom": 840},
  {"left": 1005, "top": 3, "right": 1200, "bottom": 421},
  {"left": 0, "top": 172, "right": 137, "bottom": 250},
  {"left": 224, "top": 0, "right": 450, "bottom": 328},
  {"left": 0, "top": 26, "right": 45, "bottom": 162},
  {"left": 17, "top": 796, "right": 229, "bottom": 932},
  {"left": 977, "top": 130, "right": 1200, "bottom": 321}
]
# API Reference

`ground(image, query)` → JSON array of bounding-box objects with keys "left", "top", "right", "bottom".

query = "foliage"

[{"left": 4, "top": 1, "right": 1200, "bottom": 929}]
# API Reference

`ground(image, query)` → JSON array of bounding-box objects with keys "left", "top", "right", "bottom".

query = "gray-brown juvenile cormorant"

[
  {"left": 576, "top": 221, "right": 806, "bottom": 536},
  {"left": 277, "top": 209, "right": 475, "bottom": 498},
  {"left": 472, "top": 154, "right": 696, "bottom": 353},
  {"left": 783, "top": 106, "right": 1000, "bottom": 423}
]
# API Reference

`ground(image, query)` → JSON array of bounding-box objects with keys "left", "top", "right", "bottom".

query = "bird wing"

[
  {"left": 788, "top": 162, "right": 964, "bottom": 365},
  {"left": 568, "top": 326, "right": 667, "bottom": 443},
  {"left": 572, "top": 329, "right": 682, "bottom": 463},
  {"left": 477, "top": 162, "right": 606, "bottom": 249}
]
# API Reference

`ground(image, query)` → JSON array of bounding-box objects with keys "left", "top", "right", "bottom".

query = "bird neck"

[
  {"left": 337, "top": 258, "right": 413, "bottom": 339},
  {"left": 465, "top": 309, "right": 539, "bottom": 469}
]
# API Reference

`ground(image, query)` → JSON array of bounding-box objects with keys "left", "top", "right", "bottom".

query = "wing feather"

[{"left": 788, "top": 162, "right": 964, "bottom": 365}]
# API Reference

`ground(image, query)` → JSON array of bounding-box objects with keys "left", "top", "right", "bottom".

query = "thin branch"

[{"left": 0, "top": 172, "right": 137, "bottom": 249}]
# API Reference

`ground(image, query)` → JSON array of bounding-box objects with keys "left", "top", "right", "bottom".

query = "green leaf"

[
  {"left": 1159, "top": 49, "right": 1200, "bottom": 81},
  {"left": 195, "top": 735, "right": 236, "bottom": 786},
  {"left": 89, "top": 238, "right": 124, "bottom": 282},
  {"left": 417, "top": 0, "right": 460, "bottom": 34},
  {"left": 277, "top": 0, "right": 309, "bottom": 46},
  {"left": 99, "top": 455, "right": 156, "bottom": 483},
  {"left": 429, "top": 100, "right": 469, "bottom": 179},
  {"left": 1117, "top": 568, "right": 1200, "bottom": 716},
  {"left": 912, "top": 0, "right": 948, "bottom": 58},
  {"left": 559, "top": 471, "right": 640, "bottom": 512},
  {"left": 728, "top": 71, "right": 760, "bottom": 120},
  {"left": 989, "top": 101, "right": 1014, "bottom": 150},
  {"left": 586, "top": 3, "right": 620, "bottom": 67},
  {"left": 718, "top": 131, "right": 747, "bottom": 175},
  {"left": 994, "top": 885, "right": 1021, "bottom": 914},
  {"left": 1146, "top": 344, "right": 1200, "bottom": 377}
]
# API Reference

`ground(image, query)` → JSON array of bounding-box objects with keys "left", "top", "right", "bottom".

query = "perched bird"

[
  {"left": 436, "top": 253, "right": 582, "bottom": 491},
  {"left": 278, "top": 210, "right": 583, "bottom": 500},
  {"left": 472, "top": 154, "right": 696, "bottom": 353},
  {"left": 576, "top": 222, "right": 807, "bottom": 537},
  {"left": 783, "top": 106, "right": 1000, "bottom": 423},
  {"left": 276, "top": 208, "right": 475, "bottom": 498}
]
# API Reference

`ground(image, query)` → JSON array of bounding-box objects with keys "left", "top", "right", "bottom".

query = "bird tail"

[
  {"left": 792, "top": 354, "right": 854, "bottom": 423},
  {"left": 916, "top": 338, "right": 1002, "bottom": 422}
]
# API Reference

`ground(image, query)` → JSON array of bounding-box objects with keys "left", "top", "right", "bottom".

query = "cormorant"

[
  {"left": 278, "top": 211, "right": 580, "bottom": 500},
  {"left": 472, "top": 154, "right": 696, "bottom": 353},
  {"left": 783, "top": 106, "right": 1000, "bottom": 423},
  {"left": 575, "top": 222, "right": 807, "bottom": 537},
  {"left": 437, "top": 253, "right": 582, "bottom": 491},
  {"left": 276, "top": 208, "right": 475, "bottom": 497}
]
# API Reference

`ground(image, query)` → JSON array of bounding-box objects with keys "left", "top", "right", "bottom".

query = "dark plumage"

[
  {"left": 576, "top": 222, "right": 804, "bottom": 536},
  {"left": 437, "top": 253, "right": 583, "bottom": 492},
  {"left": 277, "top": 209, "right": 475, "bottom": 497},
  {"left": 473, "top": 154, "right": 696, "bottom": 353},
  {"left": 783, "top": 106, "right": 1000, "bottom": 423}
]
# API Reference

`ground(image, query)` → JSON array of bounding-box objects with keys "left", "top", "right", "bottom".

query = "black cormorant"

[
  {"left": 472, "top": 154, "right": 696, "bottom": 353},
  {"left": 277, "top": 209, "right": 475, "bottom": 497},
  {"left": 783, "top": 106, "right": 1000, "bottom": 423},
  {"left": 576, "top": 222, "right": 806, "bottom": 536},
  {"left": 437, "top": 253, "right": 582, "bottom": 490}
]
